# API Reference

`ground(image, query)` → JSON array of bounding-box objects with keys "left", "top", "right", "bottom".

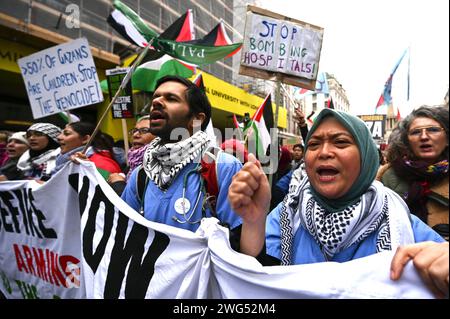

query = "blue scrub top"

[
  {"left": 266, "top": 202, "right": 445, "bottom": 264},
  {"left": 122, "top": 152, "right": 243, "bottom": 232}
]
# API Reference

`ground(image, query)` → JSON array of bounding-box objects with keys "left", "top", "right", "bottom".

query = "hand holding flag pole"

[{"left": 81, "top": 41, "right": 152, "bottom": 154}]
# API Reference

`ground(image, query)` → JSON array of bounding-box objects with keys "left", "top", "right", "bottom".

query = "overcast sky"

[{"left": 258, "top": 0, "right": 449, "bottom": 115}]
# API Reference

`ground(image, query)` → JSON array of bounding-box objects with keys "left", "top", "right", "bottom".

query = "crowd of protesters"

[{"left": 1, "top": 75, "right": 448, "bottom": 299}]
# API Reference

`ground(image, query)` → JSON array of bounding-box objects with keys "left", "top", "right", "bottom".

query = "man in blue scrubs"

[{"left": 122, "top": 75, "right": 263, "bottom": 257}]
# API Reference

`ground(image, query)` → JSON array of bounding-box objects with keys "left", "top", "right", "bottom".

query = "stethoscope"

[
  {"left": 139, "top": 163, "right": 215, "bottom": 225},
  {"left": 171, "top": 163, "right": 216, "bottom": 225},
  {"left": 171, "top": 164, "right": 205, "bottom": 224}
]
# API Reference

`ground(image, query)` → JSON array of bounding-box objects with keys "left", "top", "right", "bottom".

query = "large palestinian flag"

[
  {"left": 107, "top": 1, "right": 241, "bottom": 92},
  {"left": 130, "top": 9, "right": 196, "bottom": 92},
  {"left": 108, "top": 1, "right": 241, "bottom": 66}
]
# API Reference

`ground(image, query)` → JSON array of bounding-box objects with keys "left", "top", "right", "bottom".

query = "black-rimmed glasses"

[{"left": 129, "top": 128, "right": 151, "bottom": 135}]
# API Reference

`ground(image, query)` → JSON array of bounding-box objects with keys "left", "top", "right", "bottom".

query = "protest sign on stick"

[
  {"left": 239, "top": 5, "right": 324, "bottom": 90},
  {"left": 18, "top": 37, "right": 103, "bottom": 119}
]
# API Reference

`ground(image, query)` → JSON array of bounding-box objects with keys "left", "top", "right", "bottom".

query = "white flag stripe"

[{"left": 111, "top": 9, "right": 148, "bottom": 47}]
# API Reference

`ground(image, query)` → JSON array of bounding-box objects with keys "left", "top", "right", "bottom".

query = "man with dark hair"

[
  {"left": 121, "top": 75, "right": 262, "bottom": 257},
  {"left": 291, "top": 143, "right": 304, "bottom": 170},
  {"left": 149, "top": 75, "right": 211, "bottom": 135}
]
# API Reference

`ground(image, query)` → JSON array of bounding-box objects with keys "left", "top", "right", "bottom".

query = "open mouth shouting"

[
  {"left": 150, "top": 110, "right": 167, "bottom": 126},
  {"left": 316, "top": 165, "right": 339, "bottom": 182}
]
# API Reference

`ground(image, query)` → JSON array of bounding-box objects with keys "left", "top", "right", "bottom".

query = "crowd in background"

[{"left": 0, "top": 76, "right": 448, "bottom": 298}]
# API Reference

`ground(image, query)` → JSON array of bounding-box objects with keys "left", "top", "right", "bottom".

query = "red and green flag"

[
  {"left": 244, "top": 93, "right": 274, "bottom": 158},
  {"left": 107, "top": 1, "right": 241, "bottom": 92},
  {"left": 108, "top": 1, "right": 242, "bottom": 67}
]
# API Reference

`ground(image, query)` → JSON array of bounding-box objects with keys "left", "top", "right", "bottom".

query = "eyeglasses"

[
  {"left": 129, "top": 127, "right": 151, "bottom": 135},
  {"left": 408, "top": 126, "right": 444, "bottom": 137},
  {"left": 26, "top": 130, "right": 46, "bottom": 138}
]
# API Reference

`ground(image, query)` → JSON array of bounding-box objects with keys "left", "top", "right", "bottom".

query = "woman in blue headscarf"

[{"left": 229, "top": 108, "right": 444, "bottom": 265}]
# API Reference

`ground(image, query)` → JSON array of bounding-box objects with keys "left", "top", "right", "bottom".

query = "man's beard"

[{"left": 150, "top": 122, "right": 191, "bottom": 143}]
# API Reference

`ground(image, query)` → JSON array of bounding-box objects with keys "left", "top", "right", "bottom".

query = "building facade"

[
  {"left": 297, "top": 72, "right": 350, "bottom": 136},
  {"left": 1, "top": 0, "right": 309, "bottom": 143}
]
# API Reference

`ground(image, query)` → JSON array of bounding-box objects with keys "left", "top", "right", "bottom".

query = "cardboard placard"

[
  {"left": 239, "top": 5, "right": 324, "bottom": 89},
  {"left": 18, "top": 37, "right": 103, "bottom": 119}
]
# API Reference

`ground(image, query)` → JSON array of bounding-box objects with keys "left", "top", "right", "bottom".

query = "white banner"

[
  {"left": 18, "top": 37, "right": 103, "bottom": 119},
  {"left": 0, "top": 162, "right": 434, "bottom": 299},
  {"left": 0, "top": 169, "right": 83, "bottom": 299}
]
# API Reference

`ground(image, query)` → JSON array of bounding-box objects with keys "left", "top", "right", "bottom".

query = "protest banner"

[
  {"left": 0, "top": 162, "right": 434, "bottom": 299},
  {"left": 18, "top": 37, "right": 104, "bottom": 119},
  {"left": 239, "top": 5, "right": 324, "bottom": 89},
  {"left": 358, "top": 114, "right": 387, "bottom": 140},
  {"left": 0, "top": 171, "right": 83, "bottom": 299}
]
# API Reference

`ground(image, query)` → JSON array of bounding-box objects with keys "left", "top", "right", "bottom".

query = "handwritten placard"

[
  {"left": 239, "top": 6, "right": 324, "bottom": 89},
  {"left": 18, "top": 37, "right": 104, "bottom": 119}
]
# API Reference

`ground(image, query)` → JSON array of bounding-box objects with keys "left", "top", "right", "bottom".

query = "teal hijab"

[{"left": 304, "top": 109, "right": 379, "bottom": 212}]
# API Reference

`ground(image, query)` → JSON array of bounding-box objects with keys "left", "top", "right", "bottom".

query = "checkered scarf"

[
  {"left": 279, "top": 168, "right": 414, "bottom": 265},
  {"left": 27, "top": 123, "right": 61, "bottom": 144},
  {"left": 143, "top": 131, "right": 209, "bottom": 190}
]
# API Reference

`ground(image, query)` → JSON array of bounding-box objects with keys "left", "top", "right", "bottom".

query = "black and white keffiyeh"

[
  {"left": 27, "top": 123, "right": 61, "bottom": 144},
  {"left": 143, "top": 130, "right": 210, "bottom": 190},
  {"left": 16, "top": 148, "right": 60, "bottom": 178},
  {"left": 279, "top": 168, "right": 414, "bottom": 265}
]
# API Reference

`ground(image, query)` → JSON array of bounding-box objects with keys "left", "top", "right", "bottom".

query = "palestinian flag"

[
  {"left": 132, "top": 9, "right": 196, "bottom": 92},
  {"left": 108, "top": 1, "right": 242, "bottom": 66},
  {"left": 188, "top": 20, "right": 241, "bottom": 58},
  {"left": 151, "top": 37, "right": 241, "bottom": 66},
  {"left": 108, "top": 0, "right": 195, "bottom": 61},
  {"left": 136, "top": 9, "right": 195, "bottom": 64},
  {"left": 107, "top": 1, "right": 241, "bottom": 92},
  {"left": 132, "top": 56, "right": 195, "bottom": 92},
  {"left": 107, "top": 0, "right": 158, "bottom": 47},
  {"left": 192, "top": 72, "right": 206, "bottom": 91},
  {"left": 244, "top": 93, "right": 274, "bottom": 158}
]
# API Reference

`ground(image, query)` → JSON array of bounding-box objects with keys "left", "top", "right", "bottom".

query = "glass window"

[
  {"left": 81, "top": 26, "right": 108, "bottom": 51},
  {"left": 83, "top": 1, "right": 109, "bottom": 18},
  {"left": 0, "top": 1, "right": 28, "bottom": 20}
]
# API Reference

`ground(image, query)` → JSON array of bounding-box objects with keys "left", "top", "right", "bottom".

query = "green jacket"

[{"left": 377, "top": 164, "right": 449, "bottom": 240}]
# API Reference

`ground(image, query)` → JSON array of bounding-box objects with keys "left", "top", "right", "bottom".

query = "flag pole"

[
  {"left": 81, "top": 42, "right": 152, "bottom": 154},
  {"left": 268, "top": 79, "right": 281, "bottom": 189},
  {"left": 121, "top": 119, "right": 129, "bottom": 163}
]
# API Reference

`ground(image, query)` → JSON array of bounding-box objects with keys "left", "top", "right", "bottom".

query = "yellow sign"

[
  {"left": 194, "top": 72, "right": 287, "bottom": 128},
  {"left": 0, "top": 38, "right": 37, "bottom": 73},
  {"left": 359, "top": 115, "right": 385, "bottom": 121}
]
